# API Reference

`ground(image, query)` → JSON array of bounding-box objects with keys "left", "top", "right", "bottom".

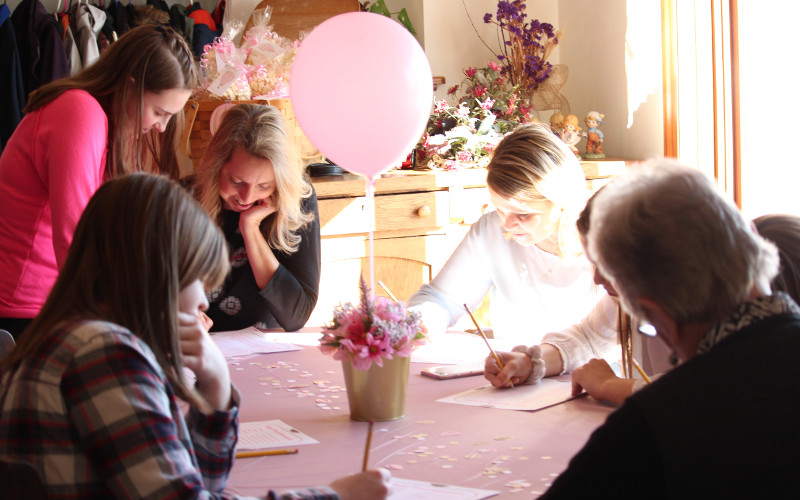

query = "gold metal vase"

[{"left": 341, "top": 355, "right": 410, "bottom": 421}]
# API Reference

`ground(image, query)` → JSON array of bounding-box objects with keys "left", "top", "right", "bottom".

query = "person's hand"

[
  {"left": 199, "top": 311, "right": 214, "bottom": 332},
  {"left": 178, "top": 311, "right": 231, "bottom": 411},
  {"left": 329, "top": 468, "right": 391, "bottom": 500},
  {"left": 238, "top": 194, "right": 277, "bottom": 232},
  {"left": 571, "top": 358, "right": 634, "bottom": 405},
  {"left": 483, "top": 351, "right": 531, "bottom": 388}
]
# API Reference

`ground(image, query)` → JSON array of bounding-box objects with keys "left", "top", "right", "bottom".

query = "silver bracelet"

[{"left": 511, "top": 344, "right": 546, "bottom": 385}]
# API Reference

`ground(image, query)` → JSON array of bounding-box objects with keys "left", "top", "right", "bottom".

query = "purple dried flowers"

[{"left": 484, "top": 1, "right": 559, "bottom": 96}]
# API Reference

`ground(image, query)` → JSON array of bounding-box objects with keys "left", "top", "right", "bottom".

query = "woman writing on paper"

[
  {"left": 0, "top": 173, "right": 389, "bottom": 500},
  {"left": 194, "top": 103, "right": 321, "bottom": 332},
  {"left": 409, "top": 123, "right": 619, "bottom": 384},
  {"left": 0, "top": 25, "right": 197, "bottom": 339}
]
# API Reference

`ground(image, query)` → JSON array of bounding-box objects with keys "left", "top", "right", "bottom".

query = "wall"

[
  {"left": 404, "top": 0, "right": 663, "bottom": 161},
  {"left": 557, "top": 0, "right": 663, "bottom": 161},
  {"left": 7, "top": 0, "right": 663, "bottom": 160}
]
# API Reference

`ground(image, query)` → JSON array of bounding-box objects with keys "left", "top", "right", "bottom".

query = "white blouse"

[{"left": 409, "top": 210, "right": 619, "bottom": 373}]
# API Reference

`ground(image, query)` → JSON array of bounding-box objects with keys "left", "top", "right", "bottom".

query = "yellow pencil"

[
  {"left": 362, "top": 419, "right": 374, "bottom": 471},
  {"left": 235, "top": 448, "right": 299, "bottom": 458},
  {"left": 463, "top": 304, "right": 514, "bottom": 388},
  {"left": 632, "top": 359, "right": 652, "bottom": 384},
  {"left": 377, "top": 280, "right": 399, "bottom": 303}
]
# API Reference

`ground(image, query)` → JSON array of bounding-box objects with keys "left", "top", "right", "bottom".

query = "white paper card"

[
  {"left": 236, "top": 420, "right": 318, "bottom": 451},
  {"left": 411, "top": 332, "right": 494, "bottom": 364},
  {"left": 438, "top": 378, "right": 576, "bottom": 412},
  {"left": 212, "top": 327, "right": 301, "bottom": 358},
  {"left": 206, "top": 67, "right": 244, "bottom": 96},
  {"left": 389, "top": 478, "right": 498, "bottom": 499}
]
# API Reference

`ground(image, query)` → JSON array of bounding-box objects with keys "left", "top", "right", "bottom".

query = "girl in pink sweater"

[{"left": 0, "top": 25, "right": 198, "bottom": 338}]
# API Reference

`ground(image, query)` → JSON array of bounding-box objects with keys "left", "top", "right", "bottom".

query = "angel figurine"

[
  {"left": 559, "top": 114, "right": 582, "bottom": 158},
  {"left": 584, "top": 111, "right": 605, "bottom": 158}
]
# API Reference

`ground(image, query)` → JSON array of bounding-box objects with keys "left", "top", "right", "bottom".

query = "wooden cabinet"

[{"left": 306, "top": 160, "right": 628, "bottom": 327}]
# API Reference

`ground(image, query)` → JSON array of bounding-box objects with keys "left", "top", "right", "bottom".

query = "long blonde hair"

[
  {"left": 25, "top": 25, "right": 198, "bottom": 180},
  {"left": 2, "top": 174, "right": 230, "bottom": 411},
  {"left": 487, "top": 122, "right": 588, "bottom": 257},
  {"left": 196, "top": 103, "right": 314, "bottom": 254}
]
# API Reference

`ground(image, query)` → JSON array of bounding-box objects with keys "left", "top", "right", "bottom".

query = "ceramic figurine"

[
  {"left": 559, "top": 114, "right": 582, "bottom": 158},
  {"left": 549, "top": 112, "right": 565, "bottom": 137},
  {"left": 584, "top": 111, "right": 605, "bottom": 159}
]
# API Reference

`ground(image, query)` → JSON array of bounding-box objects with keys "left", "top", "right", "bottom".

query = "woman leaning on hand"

[{"left": 194, "top": 103, "right": 322, "bottom": 332}]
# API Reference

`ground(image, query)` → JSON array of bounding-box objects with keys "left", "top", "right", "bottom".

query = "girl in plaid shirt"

[{"left": 0, "top": 174, "right": 389, "bottom": 499}]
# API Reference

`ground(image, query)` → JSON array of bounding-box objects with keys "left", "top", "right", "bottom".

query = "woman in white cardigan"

[{"left": 409, "top": 123, "right": 619, "bottom": 384}]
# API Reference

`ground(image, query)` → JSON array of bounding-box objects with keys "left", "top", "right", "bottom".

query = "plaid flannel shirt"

[{"left": 0, "top": 320, "right": 338, "bottom": 499}]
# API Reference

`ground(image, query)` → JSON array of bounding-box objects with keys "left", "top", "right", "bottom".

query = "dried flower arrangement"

[{"left": 484, "top": 0, "right": 560, "bottom": 101}]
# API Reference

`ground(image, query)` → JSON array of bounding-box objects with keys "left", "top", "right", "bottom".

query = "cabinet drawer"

[{"left": 319, "top": 191, "right": 450, "bottom": 236}]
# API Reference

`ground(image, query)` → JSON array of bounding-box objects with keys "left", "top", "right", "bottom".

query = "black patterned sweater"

[{"left": 207, "top": 188, "right": 321, "bottom": 332}]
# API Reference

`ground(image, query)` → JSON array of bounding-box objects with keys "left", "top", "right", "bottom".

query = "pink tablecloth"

[{"left": 223, "top": 344, "right": 613, "bottom": 499}]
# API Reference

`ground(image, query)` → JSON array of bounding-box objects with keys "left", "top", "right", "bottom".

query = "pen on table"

[
  {"left": 463, "top": 303, "right": 514, "bottom": 388},
  {"left": 632, "top": 359, "right": 652, "bottom": 384},
  {"left": 235, "top": 448, "right": 299, "bottom": 459},
  {"left": 362, "top": 419, "right": 374, "bottom": 472},
  {"left": 377, "top": 280, "right": 399, "bottom": 303}
]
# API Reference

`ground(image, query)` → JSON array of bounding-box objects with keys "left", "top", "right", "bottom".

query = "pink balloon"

[{"left": 290, "top": 12, "right": 433, "bottom": 179}]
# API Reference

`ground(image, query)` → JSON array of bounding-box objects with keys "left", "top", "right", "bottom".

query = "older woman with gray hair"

[{"left": 541, "top": 159, "right": 799, "bottom": 498}]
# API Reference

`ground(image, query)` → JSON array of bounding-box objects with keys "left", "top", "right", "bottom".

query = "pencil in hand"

[
  {"left": 632, "top": 359, "right": 652, "bottom": 384},
  {"left": 362, "top": 419, "right": 374, "bottom": 471},
  {"left": 463, "top": 304, "right": 514, "bottom": 388}
]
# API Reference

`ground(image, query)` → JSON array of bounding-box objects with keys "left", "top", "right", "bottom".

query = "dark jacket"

[
  {"left": 0, "top": 5, "right": 26, "bottom": 152},
  {"left": 542, "top": 299, "right": 800, "bottom": 499},
  {"left": 11, "top": 0, "right": 69, "bottom": 96}
]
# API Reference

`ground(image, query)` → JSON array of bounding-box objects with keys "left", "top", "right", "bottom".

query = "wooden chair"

[{"left": 0, "top": 457, "right": 47, "bottom": 500}]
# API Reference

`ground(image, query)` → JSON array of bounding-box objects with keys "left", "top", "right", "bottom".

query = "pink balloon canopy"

[{"left": 290, "top": 12, "right": 433, "bottom": 180}]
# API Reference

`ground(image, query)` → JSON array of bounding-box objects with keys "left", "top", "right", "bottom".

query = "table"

[{"left": 222, "top": 333, "right": 614, "bottom": 499}]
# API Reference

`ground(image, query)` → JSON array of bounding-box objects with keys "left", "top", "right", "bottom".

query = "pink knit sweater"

[{"left": 0, "top": 89, "right": 107, "bottom": 318}]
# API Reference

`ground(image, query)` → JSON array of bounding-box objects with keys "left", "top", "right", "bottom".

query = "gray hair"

[{"left": 587, "top": 158, "right": 779, "bottom": 324}]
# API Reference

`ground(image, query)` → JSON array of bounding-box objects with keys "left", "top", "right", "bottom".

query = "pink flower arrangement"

[
  {"left": 319, "top": 277, "right": 425, "bottom": 371},
  {"left": 414, "top": 62, "right": 532, "bottom": 171}
]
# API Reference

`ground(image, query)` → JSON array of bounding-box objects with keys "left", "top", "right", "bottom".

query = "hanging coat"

[
  {"left": 10, "top": 0, "right": 69, "bottom": 95},
  {"left": 70, "top": 3, "right": 106, "bottom": 70},
  {"left": 0, "top": 4, "right": 26, "bottom": 152}
]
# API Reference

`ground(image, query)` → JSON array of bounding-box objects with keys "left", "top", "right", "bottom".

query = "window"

[{"left": 664, "top": 0, "right": 800, "bottom": 217}]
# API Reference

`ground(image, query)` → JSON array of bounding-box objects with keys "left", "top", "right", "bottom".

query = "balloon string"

[{"left": 367, "top": 177, "right": 376, "bottom": 302}]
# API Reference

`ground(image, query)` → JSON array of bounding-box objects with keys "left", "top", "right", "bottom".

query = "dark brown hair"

[
  {"left": 577, "top": 186, "right": 635, "bottom": 378},
  {"left": 2, "top": 174, "right": 229, "bottom": 411},
  {"left": 25, "top": 25, "right": 198, "bottom": 180}
]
